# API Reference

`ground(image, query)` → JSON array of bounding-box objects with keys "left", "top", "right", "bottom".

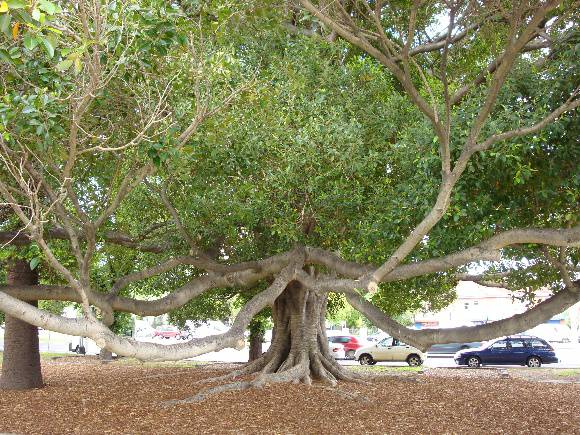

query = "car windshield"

[
  {"left": 482, "top": 339, "right": 502, "bottom": 349},
  {"left": 378, "top": 337, "right": 393, "bottom": 346}
]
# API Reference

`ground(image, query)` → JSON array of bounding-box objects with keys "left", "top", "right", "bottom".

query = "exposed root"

[
  {"left": 163, "top": 282, "right": 361, "bottom": 406},
  {"left": 162, "top": 380, "right": 252, "bottom": 406},
  {"left": 192, "top": 355, "right": 268, "bottom": 386}
]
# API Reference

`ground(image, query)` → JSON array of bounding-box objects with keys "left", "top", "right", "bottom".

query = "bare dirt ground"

[{"left": 0, "top": 357, "right": 579, "bottom": 434}]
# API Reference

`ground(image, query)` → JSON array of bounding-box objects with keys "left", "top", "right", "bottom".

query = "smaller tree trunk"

[
  {"left": 99, "top": 348, "right": 113, "bottom": 362},
  {"left": 249, "top": 328, "right": 264, "bottom": 362},
  {"left": 0, "top": 260, "right": 43, "bottom": 390}
]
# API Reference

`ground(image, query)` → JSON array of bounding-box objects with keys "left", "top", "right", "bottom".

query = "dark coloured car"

[
  {"left": 427, "top": 342, "right": 482, "bottom": 354},
  {"left": 328, "top": 335, "right": 363, "bottom": 359},
  {"left": 454, "top": 336, "right": 558, "bottom": 368}
]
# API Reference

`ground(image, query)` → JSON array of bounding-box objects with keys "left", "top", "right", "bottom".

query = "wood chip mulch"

[{"left": 0, "top": 358, "right": 579, "bottom": 434}]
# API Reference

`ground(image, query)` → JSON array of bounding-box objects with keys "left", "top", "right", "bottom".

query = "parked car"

[
  {"left": 327, "top": 335, "right": 363, "bottom": 359},
  {"left": 152, "top": 325, "right": 182, "bottom": 339},
  {"left": 427, "top": 342, "right": 482, "bottom": 354},
  {"left": 328, "top": 341, "right": 346, "bottom": 359},
  {"left": 454, "top": 335, "right": 559, "bottom": 368},
  {"left": 355, "top": 336, "right": 425, "bottom": 367},
  {"left": 366, "top": 332, "right": 389, "bottom": 343}
]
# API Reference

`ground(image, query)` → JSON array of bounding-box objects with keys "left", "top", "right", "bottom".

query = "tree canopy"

[{"left": 0, "top": 0, "right": 579, "bottom": 386}]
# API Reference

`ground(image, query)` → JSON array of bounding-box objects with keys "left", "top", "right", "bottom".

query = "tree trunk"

[
  {"left": 230, "top": 281, "right": 354, "bottom": 386},
  {"left": 0, "top": 260, "right": 43, "bottom": 390},
  {"left": 248, "top": 324, "right": 264, "bottom": 362},
  {"left": 163, "top": 281, "right": 359, "bottom": 402},
  {"left": 99, "top": 348, "right": 113, "bottom": 362}
]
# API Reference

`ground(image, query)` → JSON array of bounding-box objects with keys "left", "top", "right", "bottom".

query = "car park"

[
  {"left": 327, "top": 335, "right": 363, "bottom": 359},
  {"left": 454, "top": 335, "right": 558, "bottom": 368},
  {"left": 328, "top": 341, "right": 346, "bottom": 359},
  {"left": 355, "top": 336, "right": 426, "bottom": 366}
]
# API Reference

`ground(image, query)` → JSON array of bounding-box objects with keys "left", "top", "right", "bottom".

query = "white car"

[
  {"left": 328, "top": 341, "right": 346, "bottom": 359},
  {"left": 355, "top": 336, "right": 425, "bottom": 366}
]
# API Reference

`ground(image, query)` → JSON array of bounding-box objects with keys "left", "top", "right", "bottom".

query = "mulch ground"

[{"left": 1, "top": 357, "right": 579, "bottom": 434}]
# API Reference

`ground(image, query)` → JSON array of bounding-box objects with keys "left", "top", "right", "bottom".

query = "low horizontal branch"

[
  {"left": 0, "top": 263, "right": 300, "bottom": 361},
  {"left": 3, "top": 227, "right": 579, "bottom": 315},
  {"left": 2, "top": 251, "right": 296, "bottom": 316},
  {"left": 346, "top": 282, "right": 580, "bottom": 352}
]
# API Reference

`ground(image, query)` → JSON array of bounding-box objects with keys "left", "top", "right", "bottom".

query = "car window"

[
  {"left": 378, "top": 337, "right": 393, "bottom": 347},
  {"left": 530, "top": 339, "right": 548, "bottom": 349},
  {"left": 510, "top": 339, "right": 526, "bottom": 348},
  {"left": 490, "top": 340, "right": 508, "bottom": 349}
]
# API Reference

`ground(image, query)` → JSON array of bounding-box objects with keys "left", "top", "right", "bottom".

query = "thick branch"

[
  {"left": 0, "top": 262, "right": 301, "bottom": 361},
  {"left": 2, "top": 251, "right": 297, "bottom": 316},
  {"left": 346, "top": 282, "right": 580, "bottom": 352}
]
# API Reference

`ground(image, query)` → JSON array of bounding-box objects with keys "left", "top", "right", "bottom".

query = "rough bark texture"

[
  {"left": 99, "top": 349, "right": 113, "bottom": 361},
  {"left": 184, "top": 282, "right": 357, "bottom": 402},
  {"left": 0, "top": 260, "right": 43, "bottom": 390},
  {"left": 248, "top": 327, "right": 264, "bottom": 362}
]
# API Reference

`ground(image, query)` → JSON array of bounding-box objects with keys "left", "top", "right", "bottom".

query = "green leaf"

[
  {"left": 73, "top": 56, "right": 82, "bottom": 74},
  {"left": 23, "top": 33, "right": 39, "bottom": 50},
  {"left": 38, "top": 0, "right": 56, "bottom": 15},
  {"left": 6, "top": 0, "right": 26, "bottom": 8},
  {"left": 31, "top": 7, "right": 40, "bottom": 21},
  {"left": 0, "top": 12, "right": 10, "bottom": 35},
  {"left": 40, "top": 35, "right": 54, "bottom": 57},
  {"left": 45, "top": 26, "right": 62, "bottom": 35},
  {"left": 55, "top": 57, "right": 73, "bottom": 71},
  {"left": 29, "top": 257, "right": 41, "bottom": 270},
  {"left": 0, "top": 2, "right": 8, "bottom": 13},
  {"left": 0, "top": 48, "right": 12, "bottom": 64}
]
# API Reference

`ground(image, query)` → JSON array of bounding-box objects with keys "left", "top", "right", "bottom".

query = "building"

[{"left": 413, "top": 281, "right": 563, "bottom": 329}]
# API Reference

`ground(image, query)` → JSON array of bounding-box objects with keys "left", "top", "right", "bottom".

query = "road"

[{"left": 1, "top": 328, "right": 578, "bottom": 368}]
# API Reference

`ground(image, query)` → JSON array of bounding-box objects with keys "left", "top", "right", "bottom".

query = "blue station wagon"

[{"left": 454, "top": 335, "right": 559, "bottom": 368}]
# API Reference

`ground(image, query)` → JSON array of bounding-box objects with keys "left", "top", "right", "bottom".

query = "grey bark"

[
  {"left": 248, "top": 322, "right": 265, "bottom": 362},
  {"left": 238, "top": 282, "right": 354, "bottom": 386},
  {"left": 0, "top": 260, "right": 43, "bottom": 390},
  {"left": 99, "top": 348, "right": 113, "bottom": 361}
]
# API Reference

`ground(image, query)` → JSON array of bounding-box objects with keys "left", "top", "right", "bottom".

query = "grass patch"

[
  {"left": 0, "top": 351, "right": 72, "bottom": 367},
  {"left": 554, "top": 369, "right": 580, "bottom": 377},
  {"left": 349, "top": 365, "right": 423, "bottom": 373}
]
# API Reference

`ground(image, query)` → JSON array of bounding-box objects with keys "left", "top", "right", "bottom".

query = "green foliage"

[
  {"left": 111, "top": 312, "right": 134, "bottom": 336},
  {"left": 1, "top": 1, "right": 578, "bottom": 331}
]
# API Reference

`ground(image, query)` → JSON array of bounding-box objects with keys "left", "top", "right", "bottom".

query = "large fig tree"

[{"left": 1, "top": 0, "right": 579, "bottom": 393}]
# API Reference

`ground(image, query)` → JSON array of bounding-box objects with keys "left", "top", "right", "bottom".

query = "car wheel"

[
  {"left": 526, "top": 356, "right": 542, "bottom": 368},
  {"left": 346, "top": 350, "right": 356, "bottom": 359},
  {"left": 467, "top": 356, "right": 481, "bottom": 368},
  {"left": 407, "top": 354, "right": 422, "bottom": 367},
  {"left": 359, "top": 354, "right": 374, "bottom": 365}
]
